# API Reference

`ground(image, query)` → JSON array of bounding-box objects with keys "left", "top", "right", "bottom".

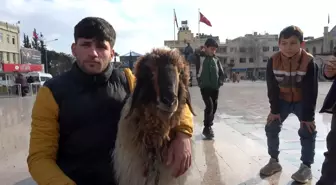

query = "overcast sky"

[{"left": 1, "top": 0, "right": 335, "bottom": 55}]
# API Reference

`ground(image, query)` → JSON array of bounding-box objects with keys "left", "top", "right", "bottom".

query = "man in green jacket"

[{"left": 196, "top": 38, "right": 225, "bottom": 139}]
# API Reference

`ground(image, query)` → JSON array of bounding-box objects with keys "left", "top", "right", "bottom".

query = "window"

[
  {"left": 218, "top": 47, "right": 227, "bottom": 53},
  {"left": 313, "top": 47, "right": 316, "bottom": 55},
  {"left": 0, "top": 33, "right": 2, "bottom": 42},
  {"left": 6, "top": 34, "right": 10, "bottom": 43},
  {"left": 239, "top": 58, "right": 246, "bottom": 63},
  {"left": 263, "top": 57, "right": 269, "bottom": 62},
  {"left": 13, "top": 53, "right": 16, "bottom": 63},
  {"left": 249, "top": 58, "right": 254, "bottom": 63},
  {"left": 230, "top": 59, "right": 234, "bottom": 63},
  {"left": 263, "top": 46, "right": 269, "bottom": 52},
  {"left": 223, "top": 57, "right": 227, "bottom": 64},
  {"left": 6, "top": 52, "right": 10, "bottom": 61},
  {"left": 239, "top": 47, "right": 246, "bottom": 52},
  {"left": 230, "top": 48, "right": 234, "bottom": 52},
  {"left": 12, "top": 36, "right": 15, "bottom": 45},
  {"left": 0, "top": 52, "right": 3, "bottom": 61},
  {"left": 273, "top": 46, "right": 279, "bottom": 51}
]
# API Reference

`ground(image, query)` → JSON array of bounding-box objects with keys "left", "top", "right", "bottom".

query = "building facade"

[
  {"left": 164, "top": 20, "right": 220, "bottom": 55},
  {"left": 217, "top": 32, "right": 279, "bottom": 79},
  {"left": 303, "top": 25, "right": 336, "bottom": 80},
  {"left": 0, "top": 21, "right": 20, "bottom": 65}
]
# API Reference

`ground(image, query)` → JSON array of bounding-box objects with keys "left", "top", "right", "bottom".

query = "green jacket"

[{"left": 197, "top": 55, "right": 225, "bottom": 89}]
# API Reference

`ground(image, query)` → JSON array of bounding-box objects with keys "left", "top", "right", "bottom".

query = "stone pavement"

[{"left": 0, "top": 81, "right": 333, "bottom": 185}]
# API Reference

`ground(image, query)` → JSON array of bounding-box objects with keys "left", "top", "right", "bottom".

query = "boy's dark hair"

[
  {"left": 279, "top": 25, "right": 304, "bottom": 43},
  {"left": 204, "top": 38, "right": 218, "bottom": 48},
  {"left": 74, "top": 17, "right": 116, "bottom": 47}
]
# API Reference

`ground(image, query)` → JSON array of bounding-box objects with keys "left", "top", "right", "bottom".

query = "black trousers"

[
  {"left": 317, "top": 114, "right": 336, "bottom": 185},
  {"left": 200, "top": 88, "right": 219, "bottom": 127}
]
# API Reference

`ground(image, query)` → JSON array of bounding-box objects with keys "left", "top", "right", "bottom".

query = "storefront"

[
  {"left": 0, "top": 63, "right": 44, "bottom": 86},
  {"left": 1, "top": 63, "right": 44, "bottom": 73}
]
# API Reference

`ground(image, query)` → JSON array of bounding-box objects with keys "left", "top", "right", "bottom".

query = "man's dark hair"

[
  {"left": 204, "top": 38, "right": 218, "bottom": 48},
  {"left": 74, "top": 17, "right": 116, "bottom": 47},
  {"left": 279, "top": 25, "right": 304, "bottom": 43}
]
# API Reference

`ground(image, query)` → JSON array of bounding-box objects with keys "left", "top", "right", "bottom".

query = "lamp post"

[{"left": 44, "top": 38, "right": 58, "bottom": 73}]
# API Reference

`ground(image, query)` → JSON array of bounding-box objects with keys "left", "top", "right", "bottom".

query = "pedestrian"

[
  {"left": 27, "top": 17, "right": 194, "bottom": 185},
  {"left": 260, "top": 25, "right": 319, "bottom": 184},
  {"left": 196, "top": 38, "right": 225, "bottom": 139},
  {"left": 316, "top": 47, "right": 336, "bottom": 185}
]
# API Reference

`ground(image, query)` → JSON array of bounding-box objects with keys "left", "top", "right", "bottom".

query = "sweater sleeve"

[
  {"left": 266, "top": 58, "right": 280, "bottom": 114},
  {"left": 27, "top": 87, "right": 76, "bottom": 185},
  {"left": 301, "top": 61, "right": 319, "bottom": 122}
]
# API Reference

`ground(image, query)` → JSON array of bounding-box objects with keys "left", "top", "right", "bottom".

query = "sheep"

[{"left": 113, "top": 48, "right": 195, "bottom": 185}]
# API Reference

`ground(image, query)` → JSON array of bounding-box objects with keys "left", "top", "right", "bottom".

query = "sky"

[{"left": 1, "top": 0, "right": 335, "bottom": 56}]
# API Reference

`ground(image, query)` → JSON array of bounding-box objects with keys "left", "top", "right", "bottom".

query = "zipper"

[{"left": 290, "top": 58, "right": 293, "bottom": 102}]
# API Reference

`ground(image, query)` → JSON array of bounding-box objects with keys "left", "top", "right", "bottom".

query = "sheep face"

[{"left": 128, "top": 48, "right": 193, "bottom": 122}]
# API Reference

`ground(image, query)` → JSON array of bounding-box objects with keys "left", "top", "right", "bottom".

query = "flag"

[
  {"left": 33, "top": 29, "right": 38, "bottom": 40},
  {"left": 328, "top": 14, "right": 330, "bottom": 24},
  {"left": 40, "top": 32, "right": 44, "bottom": 40},
  {"left": 199, "top": 12, "right": 212, "bottom": 27},
  {"left": 174, "top": 9, "right": 179, "bottom": 28}
]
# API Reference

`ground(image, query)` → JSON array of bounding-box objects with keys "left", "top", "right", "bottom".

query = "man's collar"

[{"left": 71, "top": 62, "right": 113, "bottom": 85}]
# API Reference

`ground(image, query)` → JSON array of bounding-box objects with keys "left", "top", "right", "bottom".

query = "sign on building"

[{"left": 20, "top": 48, "right": 42, "bottom": 64}]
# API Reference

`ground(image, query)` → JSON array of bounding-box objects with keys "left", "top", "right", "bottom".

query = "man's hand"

[
  {"left": 267, "top": 113, "right": 281, "bottom": 124},
  {"left": 301, "top": 121, "right": 316, "bottom": 133},
  {"left": 324, "top": 60, "right": 336, "bottom": 78},
  {"left": 166, "top": 132, "right": 192, "bottom": 178}
]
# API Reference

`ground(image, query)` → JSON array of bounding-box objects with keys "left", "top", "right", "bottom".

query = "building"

[
  {"left": 302, "top": 25, "right": 336, "bottom": 80},
  {"left": 218, "top": 32, "right": 279, "bottom": 79},
  {"left": 163, "top": 20, "right": 280, "bottom": 79},
  {"left": 164, "top": 20, "right": 220, "bottom": 55},
  {"left": 0, "top": 21, "right": 20, "bottom": 64},
  {"left": 305, "top": 25, "right": 336, "bottom": 56},
  {"left": 0, "top": 21, "right": 45, "bottom": 87}
]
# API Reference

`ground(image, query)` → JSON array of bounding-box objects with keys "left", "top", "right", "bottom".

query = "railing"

[{"left": 0, "top": 83, "right": 41, "bottom": 97}]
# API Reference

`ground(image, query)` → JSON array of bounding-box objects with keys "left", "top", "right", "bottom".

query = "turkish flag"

[{"left": 199, "top": 12, "right": 212, "bottom": 27}]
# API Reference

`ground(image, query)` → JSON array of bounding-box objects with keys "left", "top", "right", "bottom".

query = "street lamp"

[{"left": 44, "top": 38, "right": 58, "bottom": 73}]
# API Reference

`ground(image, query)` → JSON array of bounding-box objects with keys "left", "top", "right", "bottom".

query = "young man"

[
  {"left": 196, "top": 38, "right": 225, "bottom": 139},
  {"left": 260, "top": 25, "right": 318, "bottom": 183},
  {"left": 27, "top": 17, "right": 194, "bottom": 185},
  {"left": 316, "top": 47, "right": 336, "bottom": 185}
]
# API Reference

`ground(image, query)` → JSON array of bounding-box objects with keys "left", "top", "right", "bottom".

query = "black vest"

[{"left": 44, "top": 63, "right": 129, "bottom": 185}]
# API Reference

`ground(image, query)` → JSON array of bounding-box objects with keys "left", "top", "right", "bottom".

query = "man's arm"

[
  {"left": 301, "top": 61, "right": 319, "bottom": 122},
  {"left": 27, "top": 87, "right": 75, "bottom": 185},
  {"left": 123, "top": 68, "right": 193, "bottom": 137},
  {"left": 266, "top": 58, "right": 280, "bottom": 114},
  {"left": 216, "top": 59, "right": 225, "bottom": 85}
]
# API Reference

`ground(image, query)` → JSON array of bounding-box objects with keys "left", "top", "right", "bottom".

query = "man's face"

[
  {"left": 205, "top": 46, "right": 217, "bottom": 56},
  {"left": 71, "top": 38, "right": 114, "bottom": 75},
  {"left": 279, "top": 36, "right": 303, "bottom": 57}
]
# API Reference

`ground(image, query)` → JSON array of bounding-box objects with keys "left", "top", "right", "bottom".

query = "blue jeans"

[{"left": 265, "top": 100, "right": 317, "bottom": 165}]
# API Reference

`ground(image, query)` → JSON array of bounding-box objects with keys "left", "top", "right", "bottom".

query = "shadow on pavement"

[{"left": 14, "top": 177, "right": 36, "bottom": 185}]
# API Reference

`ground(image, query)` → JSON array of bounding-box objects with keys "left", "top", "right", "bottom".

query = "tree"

[{"left": 22, "top": 34, "right": 31, "bottom": 48}]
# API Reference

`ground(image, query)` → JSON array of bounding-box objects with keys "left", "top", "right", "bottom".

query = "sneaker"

[
  {"left": 202, "top": 126, "right": 214, "bottom": 139},
  {"left": 291, "top": 163, "right": 312, "bottom": 183},
  {"left": 260, "top": 158, "right": 282, "bottom": 176}
]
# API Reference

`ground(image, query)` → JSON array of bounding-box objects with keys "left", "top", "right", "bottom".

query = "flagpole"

[
  {"left": 174, "top": 9, "right": 176, "bottom": 48},
  {"left": 198, "top": 8, "right": 200, "bottom": 46}
]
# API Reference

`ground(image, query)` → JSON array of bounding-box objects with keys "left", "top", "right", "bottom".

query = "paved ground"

[{"left": 0, "top": 81, "right": 333, "bottom": 185}]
